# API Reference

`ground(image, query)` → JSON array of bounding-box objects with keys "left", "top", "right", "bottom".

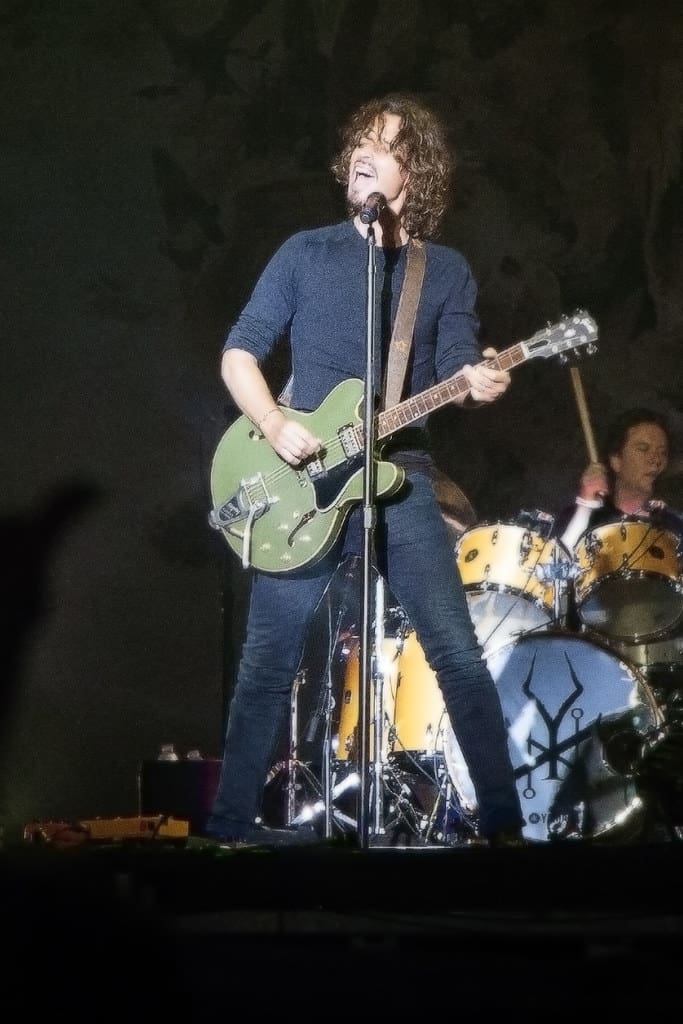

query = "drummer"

[
  {"left": 554, "top": 406, "right": 681, "bottom": 550},
  {"left": 552, "top": 406, "right": 682, "bottom": 645}
]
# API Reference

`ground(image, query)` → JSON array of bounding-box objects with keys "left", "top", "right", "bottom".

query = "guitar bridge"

[{"left": 208, "top": 473, "right": 276, "bottom": 530}]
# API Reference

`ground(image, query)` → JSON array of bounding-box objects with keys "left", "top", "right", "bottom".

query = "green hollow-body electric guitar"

[{"left": 209, "top": 311, "right": 597, "bottom": 573}]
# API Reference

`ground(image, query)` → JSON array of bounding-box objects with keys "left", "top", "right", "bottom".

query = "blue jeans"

[{"left": 209, "top": 470, "right": 523, "bottom": 837}]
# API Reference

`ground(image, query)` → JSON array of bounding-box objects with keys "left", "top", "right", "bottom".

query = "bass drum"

[{"left": 444, "top": 631, "right": 663, "bottom": 843}]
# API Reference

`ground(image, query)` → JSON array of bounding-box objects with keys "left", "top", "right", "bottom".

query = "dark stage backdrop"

[{"left": 1, "top": 0, "right": 681, "bottom": 836}]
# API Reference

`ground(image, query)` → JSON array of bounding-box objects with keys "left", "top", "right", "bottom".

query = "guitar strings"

[{"left": 247, "top": 322, "right": 592, "bottom": 495}]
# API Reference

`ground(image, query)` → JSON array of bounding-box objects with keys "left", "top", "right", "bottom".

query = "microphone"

[{"left": 360, "top": 192, "right": 386, "bottom": 224}]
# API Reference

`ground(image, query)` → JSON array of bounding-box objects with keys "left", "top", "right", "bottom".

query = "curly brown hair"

[{"left": 330, "top": 93, "right": 453, "bottom": 239}]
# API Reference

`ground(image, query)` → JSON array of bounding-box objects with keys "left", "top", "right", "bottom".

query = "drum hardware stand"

[
  {"left": 284, "top": 670, "right": 325, "bottom": 826},
  {"left": 286, "top": 668, "right": 360, "bottom": 834},
  {"left": 290, "top": 771, "right": 360, "bottom": 832},
  {"left": 551, "top": 550, "right": 573, "bottom": 626},
  {"left": 412, "top": 758, "right": 457, "bottom": 845},
  {"left": 290, "top": 565, "right": 364, "bottom": 836},
  {"left": 288, "top": 564, "right": 399, "bottom": 840},
  {"left": 534, "top": 551, "right": 573, "bottom": 627},
  {"left": 378, "top": 751, "right": 460, "bottom": 846},
  {"left": 380, "top": 771, "right": 428, "bottom": 843},
  {"left": 428, "top": 768, "right": 460, "bottom": 844},
  {"left": 301, "top": 591, "right": 348, "bottom": 838}
]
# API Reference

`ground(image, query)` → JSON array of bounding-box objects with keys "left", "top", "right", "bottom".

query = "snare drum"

[{"left": 574, "top": 518, "right": 683, "bottom": 642}]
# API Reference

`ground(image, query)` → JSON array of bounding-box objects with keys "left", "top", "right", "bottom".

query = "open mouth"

[{"left": 353, "top": 162, "right": 375, "bottom": 184}]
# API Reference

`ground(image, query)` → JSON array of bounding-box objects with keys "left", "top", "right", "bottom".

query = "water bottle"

[{"left": 158, "top": 743, "right": 179, "bottom": 762}]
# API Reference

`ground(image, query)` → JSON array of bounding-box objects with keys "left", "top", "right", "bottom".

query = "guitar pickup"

[
  {"left": 305, "top": 456, "right": 326, "bottom": 480},
  {"left": 208, "top": 473, "right": 276, "bottom": 530},
  {"left": 339, "top": 423, "right": 362, "bottom": 458}
]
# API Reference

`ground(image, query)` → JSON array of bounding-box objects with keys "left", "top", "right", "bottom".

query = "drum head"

[
  {"left": 579, "top": 576, "right": 682, "bottom": 642},
  {"left": 466, "top": 589, "right": 552, "bottom": 653},
  {"left": 444, "top": 631, "right": 662, "bottom": 843}
]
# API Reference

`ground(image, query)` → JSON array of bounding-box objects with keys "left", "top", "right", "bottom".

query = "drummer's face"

[{"left": 609, "top": 422, "right": 669, "bottom": 495}]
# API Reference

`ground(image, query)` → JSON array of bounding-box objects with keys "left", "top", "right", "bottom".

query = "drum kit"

[{"left": 266, "top": 510, "right": 683, "bottom": 847}]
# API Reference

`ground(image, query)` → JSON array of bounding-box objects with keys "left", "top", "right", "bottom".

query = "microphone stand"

[{"left": 357, "top": 214, "right": 382, "bottom": 850}]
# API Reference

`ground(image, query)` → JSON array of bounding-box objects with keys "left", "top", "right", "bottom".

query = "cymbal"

[{"left": 431, "top": 468, "right": 477, "bottom": 535}]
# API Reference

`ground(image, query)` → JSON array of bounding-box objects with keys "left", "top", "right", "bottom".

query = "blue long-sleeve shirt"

[{"left": 223, "top": 219, "right": 482, "bottom": 463}]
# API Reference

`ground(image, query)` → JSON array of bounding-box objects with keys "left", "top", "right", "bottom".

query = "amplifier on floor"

[{"left": 137, "top": 757, "right": 221, "bottom": 836}]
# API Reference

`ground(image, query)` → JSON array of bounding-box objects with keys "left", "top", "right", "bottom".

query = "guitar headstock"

[{"left": 523, "top": 309, "right": 598, "bottom": 362}]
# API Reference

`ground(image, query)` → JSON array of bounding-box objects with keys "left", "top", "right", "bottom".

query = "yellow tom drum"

[
  {"left": 456, "top": 522, "right": 569, "bottom": 650},
  {"left": 574, "top": 518, "right": 683, "bottom": 642}
]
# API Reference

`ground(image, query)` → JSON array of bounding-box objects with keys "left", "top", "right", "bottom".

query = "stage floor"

[{"left": 5, "top": 834, "right": 683, "bottom": 1013}]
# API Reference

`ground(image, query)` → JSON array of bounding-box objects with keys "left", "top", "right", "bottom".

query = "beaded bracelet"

[{"left": 257, "top": 407, "right": 279, "bottom": 429}]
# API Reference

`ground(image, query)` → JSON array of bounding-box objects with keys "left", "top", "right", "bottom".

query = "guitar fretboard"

[{"left": 376, "top": 342, "right": 526, "bottom": 440}]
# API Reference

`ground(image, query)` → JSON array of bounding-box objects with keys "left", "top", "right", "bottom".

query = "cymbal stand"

[
  {"left": 287, "top": 604, "right": 362, "bottom": 835},
  {"left": 317, "top": 596, "right": 344, "bottom": 838}
]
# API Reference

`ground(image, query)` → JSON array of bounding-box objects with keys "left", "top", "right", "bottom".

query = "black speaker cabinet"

[{"left": 138, "top": 759, "right": 221, "bottom": 836}]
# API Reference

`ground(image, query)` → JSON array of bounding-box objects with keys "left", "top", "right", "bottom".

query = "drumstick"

[{"left": 569, "top": 365, "right": 599, "bottom": 463}]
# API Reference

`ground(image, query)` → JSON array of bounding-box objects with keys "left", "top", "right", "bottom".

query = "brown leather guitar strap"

[{"left": 382, "top": 237, "right": 426, "bottom": 410}]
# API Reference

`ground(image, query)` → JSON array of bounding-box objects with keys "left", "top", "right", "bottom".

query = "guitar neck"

[{"left": 377, "top": 342, "right": 526, "bottom": 440}]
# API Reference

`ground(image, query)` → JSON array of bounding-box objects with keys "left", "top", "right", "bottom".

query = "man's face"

[
  {"left": 347, "top": 113, "right": 409, "bottom": 215},
  {"left": 609, "top": 422, "right": 669, "bottom": 495}
]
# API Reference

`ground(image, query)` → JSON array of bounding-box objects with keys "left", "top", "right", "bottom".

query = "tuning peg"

[
  {"left": 558, "top": 353, "right": 568, "bottom": 365},
  {"left": 587, "top": 343, "right": 597, "bottom": 356}
]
